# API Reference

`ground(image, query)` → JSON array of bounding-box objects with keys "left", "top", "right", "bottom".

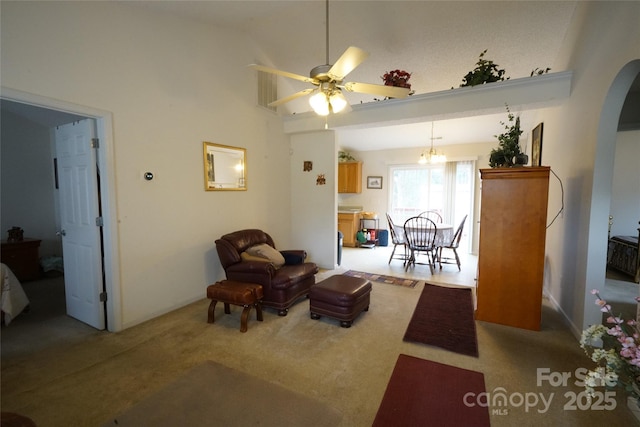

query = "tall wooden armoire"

[{"left": 475, "top": 167, "right": 550, "bottom": 330}]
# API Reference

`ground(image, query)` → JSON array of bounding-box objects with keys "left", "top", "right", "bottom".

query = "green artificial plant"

[
  {"left": 489, "top": 105, "right": 524, "bottom": 168},
  {"left": 459, "top": 50, "right": 509, "bottom": 87},
  {"left": 338, "top": 151, "right": 356, "bottom": 162},
  {"left": 530, "top": 67, "right": 551, "bottom": 76}
]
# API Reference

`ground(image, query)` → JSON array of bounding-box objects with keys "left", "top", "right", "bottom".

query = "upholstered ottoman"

[
  {"left": 309, "top": 275, "right": 372, "bottom": 328},
  {"left": 207, "top": 280, "right": 263, "bottom": 332}
]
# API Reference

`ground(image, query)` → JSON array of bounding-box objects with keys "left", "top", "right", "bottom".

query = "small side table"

[
  {"left": 206, "top": 280, "right": 264, "bottom": 332},
  {"left": 1, "top": 238, "right": 42, "bottom": 281}
]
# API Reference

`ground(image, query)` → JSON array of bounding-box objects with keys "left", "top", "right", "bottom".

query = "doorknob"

[{"left": 56, "top": 230, "right": 66, "bottom": 236}]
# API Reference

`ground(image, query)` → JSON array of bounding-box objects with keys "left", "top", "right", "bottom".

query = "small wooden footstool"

[
  {"left": 206, "top": 280, "right": 263, "bottom": 332},
  {"left": 309, "top": 275, "right": 372, "bottom": 328}
]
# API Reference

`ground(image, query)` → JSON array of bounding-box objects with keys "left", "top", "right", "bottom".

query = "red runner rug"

[
  {"left": 373, "top": 354, "right": 490, "bottom": 427},
  {"left": 404, "top": 283, "right": 479, "bottom": 357}
]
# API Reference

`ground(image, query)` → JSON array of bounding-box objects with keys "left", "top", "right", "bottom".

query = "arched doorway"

[{"left": 583, "top": 60, "right": 640, "bottom": 329}]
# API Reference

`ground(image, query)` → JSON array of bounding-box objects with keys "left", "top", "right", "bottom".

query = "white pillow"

[
  {"left": 245, "top": 243, "right": 285, "bottom": 268},
  {"left": 240, "top": 252, "right": 269, "bottom": 263}
]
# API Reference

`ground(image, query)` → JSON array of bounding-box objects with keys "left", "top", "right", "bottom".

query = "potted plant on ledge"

[
  {"left": 459, "top": 49, "right": 509, "bottom": 87},
  {"left": 377, "top": 69, "right": 414, "bottom": 100},
  {"left": 382, "top": 69, "right": 412, "bottom": 89},
  {"left": 489, "top": 105, "right": 527, "bottom": 168}
]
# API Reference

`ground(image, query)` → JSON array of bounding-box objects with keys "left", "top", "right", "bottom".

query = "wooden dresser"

[
  {"left": 1, "top": 238, "right": 42, "bottom": 281},
  {"left": 475, "top": 167, "right": 550, "bottom": 330}
]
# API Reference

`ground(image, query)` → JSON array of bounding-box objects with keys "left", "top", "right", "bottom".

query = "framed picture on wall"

[
  {"left": 367, "top": 176, "right": 383, "bottom": 189},
  {"left": 531, "top": 123, "right": 544, "bottom": 167}
]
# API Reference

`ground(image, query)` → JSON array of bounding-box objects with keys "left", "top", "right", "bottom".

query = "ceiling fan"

[{"left": 249, "top": 0, "right": 411, "bottom": 115}]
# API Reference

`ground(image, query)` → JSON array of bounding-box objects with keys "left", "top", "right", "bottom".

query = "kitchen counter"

[
  {"left": 338, "top": 209, "right": 362, "bottom": 247},
  {"left": 338, "top": 205, "right": 362, "bottom": 214}
]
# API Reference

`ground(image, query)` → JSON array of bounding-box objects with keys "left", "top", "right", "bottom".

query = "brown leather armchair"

[{"left": 215, "top": 229, "right": 318, "bottom": 316}]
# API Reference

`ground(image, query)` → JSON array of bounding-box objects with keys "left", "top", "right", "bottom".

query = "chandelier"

[{"left": 419, "top": 122, "right": 447, "bottom": 164}]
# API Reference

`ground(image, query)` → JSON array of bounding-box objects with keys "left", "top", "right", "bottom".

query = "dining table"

[
  {"left": 400, "top": 222, "right": 454, "bottom": 248},
  {"left": 397, "top": 221, "right": 454, "bottom": 273}
]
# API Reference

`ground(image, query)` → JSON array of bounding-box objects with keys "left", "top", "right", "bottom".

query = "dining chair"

[
  {"left": 418, "top": 210, "right": 443, "bottom": 223},
  {"left": 403, "top": 216, "right": 438, "bottom": 274},
  {"left": 386, "top": 213, "right": 408, "bottom": 265},
  {"left": 438, "top": 214, "right": 468, "bottom": 270}
]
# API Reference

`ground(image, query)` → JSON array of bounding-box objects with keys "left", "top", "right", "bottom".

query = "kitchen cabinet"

[
  {"left": 338, "top": 212, "right": 360, "bottom": 247},
  {"left": 338, "top": 162, "right": 362, "bottom": 193},
  {"left": 475, "top": 167, "right": 550, "bottom": 331}
]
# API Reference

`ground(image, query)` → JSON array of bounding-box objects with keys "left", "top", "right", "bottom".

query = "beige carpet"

[
  {"left": 1, "top": 249, "right": 639, "bottom": 426},
  {"left": 102, "top": 360, "right": 342, "bottom": 426}
]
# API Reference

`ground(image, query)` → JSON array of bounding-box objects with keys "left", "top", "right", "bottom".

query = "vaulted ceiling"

[
  {"left": 7, "top": 2, "right": 637, "bottom": 153},
  {"left": 131, "top": 0, "right": 580, "bottom": 151}
]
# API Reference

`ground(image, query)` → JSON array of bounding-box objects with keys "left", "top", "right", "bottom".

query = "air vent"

[{"left": 257, "top": 71, "right": 277, "bottom": 112}]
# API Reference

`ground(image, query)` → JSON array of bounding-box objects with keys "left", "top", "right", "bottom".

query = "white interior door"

[{"left": 55, "top": 119, "right": 105, "bottom": 329}]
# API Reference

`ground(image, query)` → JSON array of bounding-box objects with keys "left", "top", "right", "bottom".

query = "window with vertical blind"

[
  {"left": 389, "top": 161, "right": 475, "bottom": 252},
  {"left": 389, "top": 165, "right": 445, "bottom": 223}
]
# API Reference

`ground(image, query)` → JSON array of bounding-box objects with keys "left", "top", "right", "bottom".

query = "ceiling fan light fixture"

[
  {"left": 310, "top": 85, "right": 348, "bottom": 116},
  {"left": 309, "top": 90, "right": 329, "bottom": 116},
  {"left": 309, "top": 90, "right": 331, "bottom": 116},
  {"left": 250, "top": 0, "right": 404, "bottom": 115},
  {"left": 329, "top": 90, "right": 348, "bottom": 113}
]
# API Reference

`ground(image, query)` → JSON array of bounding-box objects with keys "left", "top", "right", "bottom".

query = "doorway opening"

[
  {"left": 597, "top": 70, "right": 640, "bottom": 325},
  {"left": 584, "top": 62, "right": 640, "bottom": 330},
  {"left": 0, "top": 89, "right": 121, "bottom": 333}
]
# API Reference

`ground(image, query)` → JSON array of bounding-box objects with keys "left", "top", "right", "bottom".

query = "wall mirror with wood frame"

[{"left": 203, "top": 142, "right": 246, "bottom": 191}]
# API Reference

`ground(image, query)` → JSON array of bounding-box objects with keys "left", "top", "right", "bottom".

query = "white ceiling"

[
  {"left": 2, "top": 1, "right": 583, "bottom": 152},
  {"left": 130, "top": 0, "right": 579, "bottom": 152}
]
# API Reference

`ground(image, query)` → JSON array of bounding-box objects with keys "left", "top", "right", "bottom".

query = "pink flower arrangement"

[
  {"left": 580, "top": 289, "right": 640, "bottom": 400},
  {"left": 381, "top": 69, "right": 412, "bottom": 89}
]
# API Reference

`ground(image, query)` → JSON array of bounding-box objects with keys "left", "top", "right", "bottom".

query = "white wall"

[
  {"left": 0, "top": 110, "right": 62, "bottom": 257},
  {"left": 536, "top": 1, "right": 640, "bottom": 333},
  {"left": 1, "top": 2, "right": 291, "bottom": 329},
  {"left": 290, "top": 131, "right": 338, "bottom": 269},
  {"left": 338, "top": 141, "right": 496, "bottom": 254},
  {"left": 610, "top": 130, "right": 640, "bottom": 236},
  {"left": 3, "top": 1, "right": 637, "bottom": 334},
  {"left": 330, "top": 1, "right": 640, "bottom": 335}
]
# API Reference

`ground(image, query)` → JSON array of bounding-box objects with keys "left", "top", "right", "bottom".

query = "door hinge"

[
  {"left": 99, "top": 292, "right": 107, "bottom": 302},
  {"left": 96, "top": 216, "right": 104, "bottom": 227},
  {"left": 91, "top": 138, "right": 100, "bottom": 148}
]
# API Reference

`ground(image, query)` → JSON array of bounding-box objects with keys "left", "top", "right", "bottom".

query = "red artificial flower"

[{"left": 381, "top": 69, "right": 412, "bottom": 89}]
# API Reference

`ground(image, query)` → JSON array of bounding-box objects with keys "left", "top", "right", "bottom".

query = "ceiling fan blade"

[
  {"left": 342, "top": 82, "right": 412, "bottom": 99},
  {"left": 248, "top": 64, "right": 316, "bottom": 84},
  {"left": 268, "top": 88, "right": 315, "bottom": 107},
  {"left": 327, "top": 46, "right": 369, "bottom": 81}
]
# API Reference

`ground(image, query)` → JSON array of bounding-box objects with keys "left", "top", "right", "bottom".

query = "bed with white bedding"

[{"left": 1, "top": 263, "right": 30, "bottom": 325}]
